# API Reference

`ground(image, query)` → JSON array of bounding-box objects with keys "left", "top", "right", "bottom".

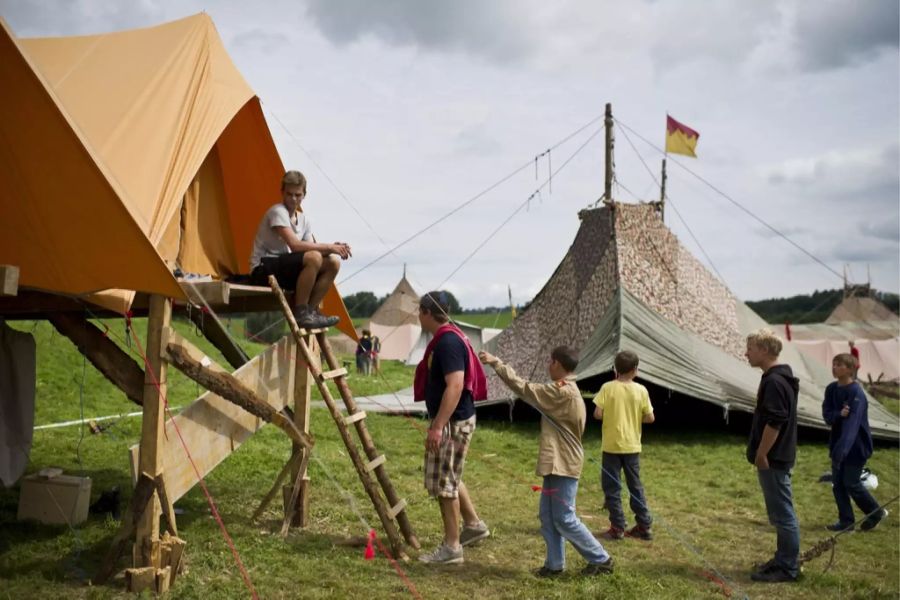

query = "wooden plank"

[
  {"left": 125, "top": 567, "right": 156, "bottom": 593},
  {"left": 387, "top": 499, "right": 408, "bottom": 520},
  {"left": 364, "top": 455, "right": 386, "bottom": 473},
  {"left": 165, "top": 343, "right": 312, "bottom": 449},
  {"left": 130, "top": 336, "right": 297, "bottom": 503},
  {"left": 135, "top": 295, "right": 170, "bottom": 567},
  {"left": 0, "top": 265, "right": 19, "bottom": 296},
  {"left": 156, "top": 566, "right": 171, "bottom": 594},
  {"left": 344, "top": 411, "right": 367, "bottom": 426},
  {"left": 320, "top": 367, "right": 348, "bottom": 381},
  {"left": 180, "top": 281, "right": 230, "bottom": 306},
  {"left": 48, "top": 312, "right": 144, "bottom": 406}
]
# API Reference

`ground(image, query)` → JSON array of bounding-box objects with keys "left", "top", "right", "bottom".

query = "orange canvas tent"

[{"left": 0, "top": 14, "right": 354, "bottom": 338}]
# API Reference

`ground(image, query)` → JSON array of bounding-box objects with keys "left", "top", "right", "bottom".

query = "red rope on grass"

[
  {"left": 127, "top": 325, "right": 259, "bottom": 600},
  {"left": 699, "top": 569, "right": 733, "bottom": 597},
  {"left": 371, "top": 532, "right": 423, "bottom": 600}
]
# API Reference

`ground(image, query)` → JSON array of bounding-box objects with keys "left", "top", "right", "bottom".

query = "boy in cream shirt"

[
  {"left": 594, "top": 350, "right": 655, "bottom": 541},
  {"left": 480, "top": 346, "right": 613, "bottom": 577}
]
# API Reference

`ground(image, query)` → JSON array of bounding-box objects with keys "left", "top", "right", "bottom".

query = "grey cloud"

[
  {"left": 0, "top": 0, "right": 163, "bottom": 36},
  {"left": 231, "top": 29, "right": 290, "bottom": 53},
  {"left": 765, "top": 143, "right": 899, "bottom": 208},
  {"left": 860, "top": 219, "right": 900, "bottom": 241},
  {"left": 451, "top": 127, "right": 503, "bottom": 157},
  {"left": 302, "top": 0, "right": 536, "bottom": 62},
  {"left": 793, "top": 0, "right": 899, "bottom": 71},
  {"left": 648, "top": 1, "right": 780, "bottom": 70}
]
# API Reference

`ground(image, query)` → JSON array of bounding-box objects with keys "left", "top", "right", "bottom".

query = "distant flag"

[
  {"left": 665, "top": 115, "right": 700, "bottom": 158},
  {"left": 508, "top": 285, "right": 517, "bottom": 320}
]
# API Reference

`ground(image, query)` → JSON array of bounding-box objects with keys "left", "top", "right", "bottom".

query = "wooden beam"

[
  {"left": 48, "top": 312, "right": 144, "bottom": 406},
  {"left": 135, "top": 295, "right": 171, "bottom": 568},
  {"left": 133, "top": 336, "right": 298, "bottom": 503},
  {"left": 290, "top": 332, "right": 316, "bottom": 528},
  {"left": 0, "top": 265, "right": 19, "bottom": 296},
  {"left": 181, "top": 281, "right": 230, "bottom": 306},
  {"left": 165, "top": 343, "right": 313, "bottom": 450}
]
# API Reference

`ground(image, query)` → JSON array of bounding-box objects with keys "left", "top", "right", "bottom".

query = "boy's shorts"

[
  {"left": 424, "top": 416, "right": 476, "bottom": 499},
  {"left": 250, "top": 252, "right": 305, "bottom": 290}
]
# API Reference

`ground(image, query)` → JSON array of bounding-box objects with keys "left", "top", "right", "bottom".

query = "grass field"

[{"left": 0, "top": 319, "right": 897, "bottom": 599}]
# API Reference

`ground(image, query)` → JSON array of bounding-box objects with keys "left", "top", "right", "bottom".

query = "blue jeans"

[
  {"left": 539, "top": 475, "right": 610, "bottom": 570},
  {"left": 832, "top": 461, "right": 880, "bottom": 525},
  {"left": 601, "top": 452, "right": 652, "bottom": 530},
  {"left": 757, "top": 468, "right": 800, "bottom": 576}
]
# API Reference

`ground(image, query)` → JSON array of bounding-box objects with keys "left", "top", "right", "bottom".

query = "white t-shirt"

[{"left": 249, "top": 203, "right": 313, "bottom": 269}]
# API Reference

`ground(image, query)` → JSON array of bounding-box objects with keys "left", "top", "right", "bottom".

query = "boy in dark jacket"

[
  {"left": 745, "top": 329, "right": 800, "bottom": 583},
  {"left": 822, "top": 353, "right": 888, "bottom": 532}
]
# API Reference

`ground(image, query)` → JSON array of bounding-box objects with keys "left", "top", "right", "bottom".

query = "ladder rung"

[
  {"left": 365, "top": 454, "right": 386, "bottom": 473},
  {"left": 320, "top": 367, "right": 347, "bottom": 382},
  {"left": 387, "top": 499, "right": 407, "bottom": 520},
  {"left": 344, "top": 411, "right": 367, "bottom": 426},
  {"left": 297, "top": 327, "right": 327, "bottom": 336}
]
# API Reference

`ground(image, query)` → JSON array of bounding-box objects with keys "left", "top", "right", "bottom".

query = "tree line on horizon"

[{"left": 342, "top": 288, "right": 899, "bottom": 325}]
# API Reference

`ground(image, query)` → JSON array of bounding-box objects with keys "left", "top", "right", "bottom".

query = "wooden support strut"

[
  {"left": 164, "top": 341, "right": 313, "bottom": 450},
  {"left": 48, "top": 312, "right": 145, "bottom": 406},
  {"left": 268, "top": 276, "right": 415, "bottom": 558}
]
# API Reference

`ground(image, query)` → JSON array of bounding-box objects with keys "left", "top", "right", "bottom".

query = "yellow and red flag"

[{"left": 665, "top": 115, "right": 700, "bottom": 158}]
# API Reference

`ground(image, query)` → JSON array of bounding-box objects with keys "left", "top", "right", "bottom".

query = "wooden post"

[
  {"left": 290, "top": 334, "right": 316, "bottom": 527},
  {"left": 659, "top": 157, "right": 667, "bottom": 221},
  {"left": 604, "top": 102, "right": 614, "bottom": 201},
  {"left": 0, "top": 265, "right": 19, "bottom": 296},
  {"left": 134, "top": 295, "right": 171, "bottom": 568}
]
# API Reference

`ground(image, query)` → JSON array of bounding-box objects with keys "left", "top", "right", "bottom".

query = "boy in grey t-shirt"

[{"left": 249, "top": 170, "right": 352, "bottom": 329}]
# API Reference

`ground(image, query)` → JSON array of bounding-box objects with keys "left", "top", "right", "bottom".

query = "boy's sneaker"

[
  {"left": 625, "top": 524, "right": 653, "bottom": 540},
  {"left": 860, "top": 509, "right": 888, "bottom": 532},
  {"left": 599, "top": 525, "right": 624, "bottom": 540},
  {"left": 418, "top": 543, "right": 464, "bottom": 565},
  {"left": 534, "top": 566, "right": 563, "bottom": 578},
  {"left": 581, "top": 557, "right": 614, "bottom": 576},
  {"left": 460, "top": 520, "right": 490, "bottom": 547},
  {"left": 752, "top": 558, "right": 777, "bottom": 574},
  {"left": 750, "top": 566, "right": 798, "bottom": 583},
  {"left": 312, "top": 308, "right": 340, "bottom": 327},
  {"left": 825, "top": 521, "right": 854, "bottom": 532}
]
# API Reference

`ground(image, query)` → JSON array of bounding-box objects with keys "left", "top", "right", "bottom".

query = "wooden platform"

[{"left": 0, "top": 280, "right": 292, "bottom": 319}]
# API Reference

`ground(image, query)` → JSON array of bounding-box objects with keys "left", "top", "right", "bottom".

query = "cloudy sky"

[{"left": 3, "top": 0, "right": 898, "bottom": 308}]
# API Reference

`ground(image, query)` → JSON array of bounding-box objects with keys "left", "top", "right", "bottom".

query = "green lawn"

[{"left": 1, "top": 320, "right": 897, "bottom": 599}]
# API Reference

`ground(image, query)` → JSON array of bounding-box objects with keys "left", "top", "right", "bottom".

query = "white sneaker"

[{"left": 418, "top": 543, "right": 464, "bottom": 564}]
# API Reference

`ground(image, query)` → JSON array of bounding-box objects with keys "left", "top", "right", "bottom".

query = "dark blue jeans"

[
  {"left": 832, "top": 461, "right": 880, "bottom": 526},
  {"left": 601, "top": 452, "right": 652, "bottom": 530},
  {"left": 757, "top": 468, "right": 799, "bottom": 577}
]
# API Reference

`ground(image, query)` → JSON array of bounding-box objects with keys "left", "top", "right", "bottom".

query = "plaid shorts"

[{"left": 424, "top": 416, "right": 476, "bottom": 499}]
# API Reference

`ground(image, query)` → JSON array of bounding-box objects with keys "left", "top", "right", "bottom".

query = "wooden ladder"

[{"left": 268, "top": 277, "right": 420, "bottom": 559}]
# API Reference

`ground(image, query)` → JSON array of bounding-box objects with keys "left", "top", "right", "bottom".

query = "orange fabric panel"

[
  {"left": 20, "top": 14, "right": 255, "bottom": 252},
  {"left": 0, "top": 18, "right": 182, "bottom": 298},
  {"left": 178, "top": 147, "right": 238, "bottom": 276}
]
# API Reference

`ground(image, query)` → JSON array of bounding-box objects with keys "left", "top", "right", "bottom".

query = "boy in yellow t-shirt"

[{"left": 593, "top": 350, "right": 655, "bottom": 541}]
